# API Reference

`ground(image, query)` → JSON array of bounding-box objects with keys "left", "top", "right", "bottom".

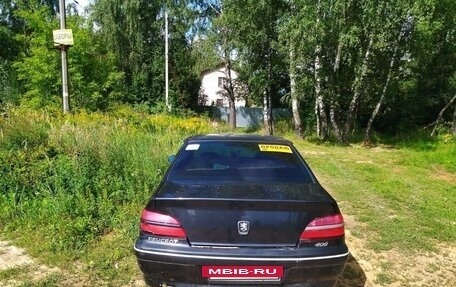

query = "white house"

[{"left": 198, "top": 64, "right": 245, "bottom": 107}]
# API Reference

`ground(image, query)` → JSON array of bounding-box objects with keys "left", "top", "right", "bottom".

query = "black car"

[{"left": 135, "top": 134, "right": 349, "bottom": 287}]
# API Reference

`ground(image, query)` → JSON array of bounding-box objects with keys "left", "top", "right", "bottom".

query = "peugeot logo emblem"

[{"left": 238, "top": 221, "right": 250, "bottom": 235}]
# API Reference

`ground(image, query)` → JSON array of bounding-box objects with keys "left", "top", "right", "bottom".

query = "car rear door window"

[{"left": 169, "top": 142, "right": 312, "bottom": 183}]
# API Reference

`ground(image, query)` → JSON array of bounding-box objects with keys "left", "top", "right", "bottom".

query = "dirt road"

[
  {"left": 339, "top": 215, "right": 456, "bottom": 287},
  {"left": 1, "top": 220, "right": 456, "bottom": 287}
]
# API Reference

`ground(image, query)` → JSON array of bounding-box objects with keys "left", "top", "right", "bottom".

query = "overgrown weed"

[{"left": 0, "top": 106, "right": 229, "bottom": 282}]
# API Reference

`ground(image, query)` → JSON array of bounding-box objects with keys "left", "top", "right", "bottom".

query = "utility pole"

[
  {"left": 165, "top": 8, "right": 171, "bottom": 112},
  {"left": 59, "top": 0, "right": 70, "bottom": 113}
]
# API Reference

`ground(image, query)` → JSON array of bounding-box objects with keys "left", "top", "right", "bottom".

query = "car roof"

[{"left": 185, "top": 134, "right": 293, "bottom": 145}]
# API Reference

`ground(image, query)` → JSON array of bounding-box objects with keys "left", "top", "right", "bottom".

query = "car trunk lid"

[{"left": 152, "top": 182, "right": 338, "bottom": 247}]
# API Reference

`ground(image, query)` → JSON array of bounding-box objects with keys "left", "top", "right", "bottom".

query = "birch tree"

[
  {"left": 289, "top": 42, "right": 303, "bottom": 137},
  {"left": 213, "top": 3, "right": 238, "bottom": 129},
  {"left": 277, "top": 1, "right": 302, "bottom": 136},
  {"left": 429, "top": 94, "right": 456, "bottom": 136},
  {"left": 365, "top": 9, "right": 413, "bottom": 143},
  {"left": 221, "top": 0, "right": 287, "bottom": 134}
]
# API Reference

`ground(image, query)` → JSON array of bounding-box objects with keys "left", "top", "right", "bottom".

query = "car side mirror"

[{"left": 168, "top": 154, "right": 175, "bottom": 163}]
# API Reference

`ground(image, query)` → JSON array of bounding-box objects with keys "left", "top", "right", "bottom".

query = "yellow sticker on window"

[{"left": 258, "top": 144, "right": 292, "bottom": 153}]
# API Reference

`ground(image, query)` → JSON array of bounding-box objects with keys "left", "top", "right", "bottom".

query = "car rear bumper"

[{"left": 134, "top": 241, "right": 349, "bottom": 287}]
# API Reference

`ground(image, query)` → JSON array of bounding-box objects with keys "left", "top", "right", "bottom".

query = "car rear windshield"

[{"left": 168, "top": 141, "right": 313, "bottom": 183}]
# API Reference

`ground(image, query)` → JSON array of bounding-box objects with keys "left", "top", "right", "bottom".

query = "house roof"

[{"left": 199, "top": 62, "right": 227, "bottom": 77}]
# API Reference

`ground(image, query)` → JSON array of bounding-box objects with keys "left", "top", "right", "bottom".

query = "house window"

[{"left": 218, "top": 77, "right": 227, "bottom": 88}]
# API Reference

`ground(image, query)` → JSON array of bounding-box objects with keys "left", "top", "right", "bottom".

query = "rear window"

[{"left": 168, "top": 141, "right": 313, "bottom": 183}]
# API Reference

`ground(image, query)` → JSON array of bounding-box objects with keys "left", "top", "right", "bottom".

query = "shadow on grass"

[{"left": 337, "top": 254, "right": 367, "bottom": 287}]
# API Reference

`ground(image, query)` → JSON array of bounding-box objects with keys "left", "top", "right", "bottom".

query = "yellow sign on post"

[{"left": 53, "top": 29, "right": 74, "bottom": 46}]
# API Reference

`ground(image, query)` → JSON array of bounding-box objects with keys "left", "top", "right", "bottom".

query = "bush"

[{"left": 0, "top": 106, "right": 229, "bottom": 253}]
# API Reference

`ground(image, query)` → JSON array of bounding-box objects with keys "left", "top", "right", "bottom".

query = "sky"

[
  {"left": 71, "top": 0, "right": 91, "bottom": 16},
  {"left": 74, "top": 0, "right": 90, "bottom": 8},
  {"left": 72, "top": 0, "right": 90, "bottom": 13}
]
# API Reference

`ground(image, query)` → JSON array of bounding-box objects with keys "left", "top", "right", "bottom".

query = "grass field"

[
  {"left": 294, "top": 138, "right": 456, "bottom": 252},
  {"left": 0, "top": 107, "right": 455, "bottom": 286},
  {"left": 292, "top": 138, "right": 456, "bottom": 286}
]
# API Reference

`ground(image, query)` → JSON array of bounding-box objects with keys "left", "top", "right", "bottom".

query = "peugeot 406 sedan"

[{"left": 134, "top": 134, "right": 349, "bottom": 287}]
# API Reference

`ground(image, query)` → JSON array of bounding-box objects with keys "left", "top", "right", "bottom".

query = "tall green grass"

[
  {"left": 0, "top": 106, "right": 229, "bottom": 283},
  {"left": 1, "top": 107, "right": 454, "bottom": 285}
]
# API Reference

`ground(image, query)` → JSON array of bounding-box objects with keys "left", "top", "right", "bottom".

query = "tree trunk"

[
  {"left": 228, "top": 99, "right": 236, "bottom": 129},
  {"left": 333, "top": 41, "right": 342, "bottom": 73},
  {"left": 265, "top": 46, "right": 274, "bottom": 135},
  {"left": 365, "top": 11, "right": 411, "bottom": 144},
  {"left": 291, "top": 97, "right": 302, "bottom": 136},
  {"left": 430, "top": 94, "right": 456, "bottom": 136},
  {"left": 224, "top": 59, "right": 236, "bottom": 129},
  {"left": 331, "top": 39, "right": 345, "bottom": 144},
  {"left": 344, "top": 36, "right": 374, "bottom": 142},
  {"left": 451, "top": 102, "right": 456, "bottom": 137},
  {"left": 364, "top": 90, "right": 385, "bottom": 145},
  {"left": 263, "top": 90, "right": 273, "bottom": 135},
  {"left": 364, "top": 57, "right": 394, "bottom": 144},
  {"left": 290, "top": 44, "right": 303, "bottom": 137},
  {"left": 263, "top": 91, "right": 269, "bottom": 128},
  {"left": 315, "top": 97, "right": 321, "bottom": 139},
  {"left": 453, "top": 102, "right": 456, "bottom": 136},
  {"left": 314, "top": 46, "right": 327, "bottom": 140},
  {"left": 314, "top": 0, "right": 327, "bottom": 140},
  {"left": 330, "top": 101, "right": 344, "bottom": 143}
]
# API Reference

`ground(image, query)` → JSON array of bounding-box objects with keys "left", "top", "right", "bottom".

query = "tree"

[
  {"left": 289, "top": 38, "right": 303, "bottom": 137},
  {"left": 190, "top": 0, "right": 239, "bottom": 128},
  {"left": 92, "top": 0, "right": 164, "bottom": 104},
  {"left": 429, "top": 94, "right": 456, "bottom": 136},
  {"left": 66, "top": 14, "right": 125, "bottom": 110},
  {"left": 408, "top": 0, "right": 456, "bottom": 134},
  {"left": 8, "top": 0, "right": 129, "bottom": 110},
  {"left": 365, "top": 8, "right": 413, "bottom": 144},
  {"left": 11, "top": 0, "right": 61, "bottom": 108},
  {"left": 92, "top": 0, "right": 200, "bottom": 109},
  {"left": 220, "top": 0, "right": 288, "bottom": 134},
  {"left": 453, "top": 103, "right": 456, "bottom": 136},
  {"left": 1, "top": 0, "right": 23, "bottom": 103},
  {"left": 165, "top": 1, "right": 203, "bottom": 110},
  {"left": 280, "top": 0, "right": 454, "bottom": 143}
]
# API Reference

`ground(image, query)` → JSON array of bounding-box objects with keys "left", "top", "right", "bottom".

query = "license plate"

[{"left": 202, "top": 266, "right": 283, "bottom": 280}]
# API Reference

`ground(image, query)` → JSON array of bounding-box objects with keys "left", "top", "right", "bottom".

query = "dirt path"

[
  {"left": 0, "top": 241, "right": 60, "bottom": 287},
  {"left": 0, "top": 241, "right": 34, "bottom": 271},
  {"left": 0, "top": 240, "right": 146, "bottom": 287},
  {"left": 338, "top": 215, "right": 456, "bottom": 287},
  {"left": 2, "top": 229, "right": 456, "bottom": 287}
]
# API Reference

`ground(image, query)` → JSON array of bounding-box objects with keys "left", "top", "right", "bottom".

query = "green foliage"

[
  {"left": 7, "top": 0, "right": 127, "bottom": 111},
  {"left": 11, "top": 1, "right": 60, "bottom": 108},
  {"left": 395, "top": 134, "right": 456, "bottom": 172},
  {"left": 191, "top": 38, "right": 223, "bottom": 75},
  {"left": 0, "top": 106, "right": 227, "bottom": 256},
  {"left": 0, "top": 108, "right": 51, "bottom": 151},
  {"left": 91, "top": 0, "right": 200, "bottom": 108},
  {"left": 0, "top": 0, "right": 22, "bottom": 101},
  {"left": 219, "top": 0, "right": 288, "bottom": 107},
  {"left": 65, "top": 15, "right": 125, "bottom": 111},
  {"left": 0, "top": 60, "right": 20, "bottom": 103},
  {"left": 2, "top": 0, "right": 455, "bottom": 139}
]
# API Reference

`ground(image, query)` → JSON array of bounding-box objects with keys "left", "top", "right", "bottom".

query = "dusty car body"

[{"left": 135, "top": 134, "right": 349, "bottom": 287}]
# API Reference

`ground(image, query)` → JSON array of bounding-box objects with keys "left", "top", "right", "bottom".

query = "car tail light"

[
  {"left": 140, "top": 210, "right": 187, "bottom": 238},
  {"left": 300, "top": 214, "right": 345, "bottom": 240}
]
